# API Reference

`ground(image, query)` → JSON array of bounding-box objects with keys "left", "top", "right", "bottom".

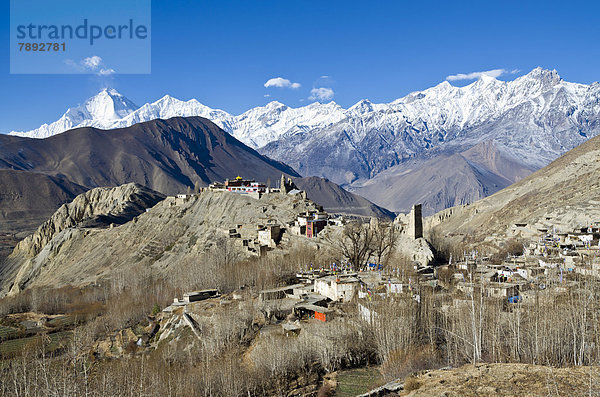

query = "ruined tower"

[
  {"left": 408, "top": 203, "right": 423, "bottom": 239},
  {"left": 279, "top": 174, "right": 298, "bottom": 194},
  {"left": 280, "top": 174, "right": 286, "bottom": 192}
]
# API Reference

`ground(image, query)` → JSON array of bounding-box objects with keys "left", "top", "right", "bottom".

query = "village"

[
  {"left": 162, "top": 176, "right": 600, "bottom": 342},
  {"left": 173, "top": 175, "right": 338, "bottom": 256},
  {"left": 2, "top": 174, "right": 600, "bottom": 396}
]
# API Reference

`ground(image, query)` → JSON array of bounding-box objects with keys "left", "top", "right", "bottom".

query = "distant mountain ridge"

[
  {"left": 0, "top": 117, "right": 392, "bottom": 257},
  {"left": 349, "top": 140, "right": 538, "bottom": 214},
  {"left": 8, "top": 90, "right": 346, "bottom": 149},
  {"left": 3, "top": 117, "right": 300, "bottom": 194},
  {"left": 11, "top": 68, "right": 600, "bottom": 171},
  {"left": 8, "top": 67, "right": 600, "bottom": 214},
  {"left": 9, "top": 89, "right": 139, "bottom": 139}
]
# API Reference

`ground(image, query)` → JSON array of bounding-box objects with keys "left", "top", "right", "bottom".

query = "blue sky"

[{"left": 1, "top": 0, "right": 599, "bottom": 132}]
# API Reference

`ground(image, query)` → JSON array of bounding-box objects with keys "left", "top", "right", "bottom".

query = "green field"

[
  {"left": 0, "top": 325, "right": 20, "bottom": 341},
  {"left": 0, "top": 331, "right": 72, "bottom": 358},
  {"left": 47, "top": 315, "right": 77, "bottom": 328},
  {"left": 335, "top": 367, "right": 384, "bottom": 397}
]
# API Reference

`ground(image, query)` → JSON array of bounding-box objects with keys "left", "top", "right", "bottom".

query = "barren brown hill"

[
  {"left": 349, "top": 141, "right": 535, "bottom": 215},
  {"left": 0, "top": 117, "right": 391, "bottom": 254},
  {"left": 426, "top": 133, "right": 600, "bottom": 248},
  {"left": 0, "top": 170, "right": 87, "bottom": 257},
  {"left": 294, "top": 176, "right": 394, "bottom": 219},
  {"left": 0, "top": 116, "right": 299, "bottom": 194},
  {"left": 1, "top": 187, "right": 326, "bottom": 295}
]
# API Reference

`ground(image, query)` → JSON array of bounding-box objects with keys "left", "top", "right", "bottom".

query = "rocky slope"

[
  {"left": 426, "top": 133, "right": 600, "bottom": 248},
  {"left": 13, "top": 183, "right": 165, "bottom": 258},
  {"left": 0, "top": 169, "right": 87, "bottom": 259},
  {"left": 350, "top": 141, "right": 536, "bottom": 214},
  {"left": 0, "top": 188, "right": 326, "bottom": 295},
  {"left": 294, "top": 176, "right": 394, "bottom": 219},
  {"left": 0, "top": 184, "right": 164, "bottom": 292},
  {"left": 0, "top": 169, "right": 86, "bottom": 235},
  {"left": 370, "top": 363, "right": 600, "bottom": 396}
]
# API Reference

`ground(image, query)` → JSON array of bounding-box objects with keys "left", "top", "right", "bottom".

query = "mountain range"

[
  {"left": 0, "top": 117, "right": 391, "bottom": 256},
  {"left": 5, "top": 121, "right": 600, "bottom": 295},
  {"left": 8, "top": 67, "right": 600, "bottom": 214}
]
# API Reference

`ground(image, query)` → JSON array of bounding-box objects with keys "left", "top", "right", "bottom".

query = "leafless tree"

[
  {"left": 333, "top": 222, "right": 374, "bottom": 269},
  {"left": 370, "top": 220, "right": 400, "bottom": 269}
]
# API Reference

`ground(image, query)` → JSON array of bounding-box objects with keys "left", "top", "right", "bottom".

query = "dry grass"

[
  {"left": 403, "top": 376, "right": 422, "bottom": 392},
  {"left": 399, "top": 363, "right": 600, "bottom": 396}
]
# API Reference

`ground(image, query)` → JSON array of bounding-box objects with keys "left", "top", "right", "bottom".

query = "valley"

[
  {"left": 2, "top": 69, "right": 600, "bottom": 396},
  {"left": 0, "top": 132, "right": 599, "bottom": 395}
]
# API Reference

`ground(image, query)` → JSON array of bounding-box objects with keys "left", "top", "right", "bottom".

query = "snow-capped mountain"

[
  {"left": 11, "top": 68, "right": 599, "bottom": 168},
  {"left": 9, "top": 67, "right": 600, "bottom": 214},
  {"left": 10, "top": 89, "right": 138, "bottom": 139},
  {"left": 109, "top": 97, "right": 347, "bottom": 149},
  {"left": 9, "top": 90, "right": 347, "bottom": 149},
  {"left": 260, "top": 67, "right": 600, "bottom": 184}
]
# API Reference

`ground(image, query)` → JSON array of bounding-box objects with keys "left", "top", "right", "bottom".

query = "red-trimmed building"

[
  {"left": 306, "top": 219, "right": 327, "bottom": 238},
  {"left": 223, "top": 176, "right": 266, "bottom": 194}
]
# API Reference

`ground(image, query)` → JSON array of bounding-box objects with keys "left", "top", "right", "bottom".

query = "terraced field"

[
  {"left": 335, "top": 367, "right": 384, "bottom": 397},
  {"left": 47, "top": 315, "right": 77, "bottom": 328},
  {"left": 0, "top": 325, "right": 20, "bottom": 341},
  {"left": 0, "top": 331, "right": 72, "bottom": 358}
]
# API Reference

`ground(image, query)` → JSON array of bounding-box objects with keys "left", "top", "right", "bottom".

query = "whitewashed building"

[{"left": 314, "top": 275, "right": 359, "bottom": 302}]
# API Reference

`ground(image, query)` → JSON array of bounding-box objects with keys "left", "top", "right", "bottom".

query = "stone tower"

[
  {"left": 280, "top": 174, "right": 286, "bottom": 192},
  {"left": 408, "top": 204, "right": 423, "bottom": 239},
  {"left": 280, "top": 174, "right": 298, "bottom": 194}
]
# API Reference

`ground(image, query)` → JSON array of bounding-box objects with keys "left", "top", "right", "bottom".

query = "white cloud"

[
  {"left": 446, "top": 68, "right": 519, "bottom": 81},
  {"left": 309, "top": 87, "right": 334, "bottom": 101},
  {"left": 320, "top": 75, "right": 330, "bottom": 79},
  {"left": 67, "top": 56, "right": 117, "bottom": 76},
  {"left": 82, "top": 56, "right": 103, "bottom": 70},
  {"left": 263, "top": 94, "right": 271, "bottom": 98},
  {"left": 98, "top": 68, "right": 115, "bottom": 76},
  {"left": 264, "top": 77, "right": 301, "bottom": 89}
]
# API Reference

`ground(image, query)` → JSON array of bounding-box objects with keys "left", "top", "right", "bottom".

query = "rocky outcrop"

[
  {"left": 394, "top": 236, "right": 434, "bottom": 267},
  {"left": 3, "top": 184, "right": 164, "bottom": 295},
  {"left": 12, "top": 183, "right": 165, "bottom": 258},
  {"left": 2, "top": 188, "right": 325, "bottom": 295}
]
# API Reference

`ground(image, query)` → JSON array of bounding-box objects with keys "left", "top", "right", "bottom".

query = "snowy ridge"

[
  {"left": 258, "top": 67, "right": 600, "bottom": 184},
  {"left": 10, "top": 89, "right": 139, "bottom": 139},
  {"left": 9, "top": 68, "right": 600, "bottom": 183}
]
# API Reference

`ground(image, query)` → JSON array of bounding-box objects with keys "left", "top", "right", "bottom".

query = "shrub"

[{"left": 404, "top": 376, "right": 421, "bottom": 392}]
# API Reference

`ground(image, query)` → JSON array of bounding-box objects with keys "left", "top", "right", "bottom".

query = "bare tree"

[
  {"left": 371, "top": 220, "right": 400, "bottom": 269},
  {"left": 334, "top": 222, "right": 374, "bottom": 269}
]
